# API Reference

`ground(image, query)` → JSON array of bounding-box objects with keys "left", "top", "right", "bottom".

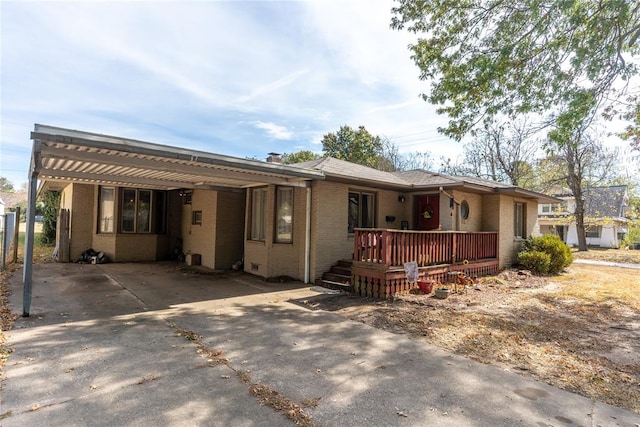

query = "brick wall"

[
  {"left": 69, "top": 184, "right": 95, "bottom": 261},
  {"left": 181, "top": 189, "right": 218, "bottom": 268},
  {"left": 455, "top": 191, "right": 482, "bottom": 231},
  {"left": 310, "top": 181, "right": 352, "bottom": 281},
  {"left": 310, "top": 182, "right": 406, "bottom": 281}
]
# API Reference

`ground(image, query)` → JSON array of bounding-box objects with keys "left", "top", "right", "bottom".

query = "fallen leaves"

[
  {"left": 250, "top": 384, "right": 316, "bottom": 427},
  {"left": 315, "top": 264, "right": 640, "bottom": 414}
]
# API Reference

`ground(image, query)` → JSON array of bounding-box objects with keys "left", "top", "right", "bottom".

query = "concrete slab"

[{"left": 3, "top": 262, "right": 639, "bottom": 426}]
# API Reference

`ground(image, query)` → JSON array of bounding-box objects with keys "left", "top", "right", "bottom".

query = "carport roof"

[{"left": 30, "top": 124, "right": 324, "bottom": 192}]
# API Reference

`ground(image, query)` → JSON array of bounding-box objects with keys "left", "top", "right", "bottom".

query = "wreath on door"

[{"left": 422, "top": 205, "right": 434, "bottom": 219}]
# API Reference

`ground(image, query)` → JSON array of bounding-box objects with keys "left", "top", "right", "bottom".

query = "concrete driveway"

[{"left": 3, "top": 262, "right": 639, "bottom": 426}]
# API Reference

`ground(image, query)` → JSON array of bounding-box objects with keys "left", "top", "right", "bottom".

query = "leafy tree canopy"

[
  {"left": 321, "top": 125, "right": 384, "bottom": 168},
  {"left": 391, "top": 1, "right": 640, "bottom": 142},
  {"left": 283, "top": 125, "right": 434, "bottom": 172},
  {"left": 281, "top": 150, "right": 321, "bottom": 165},
  {"left": 0, "top": 177, "right": 15, "bottom": 192}
]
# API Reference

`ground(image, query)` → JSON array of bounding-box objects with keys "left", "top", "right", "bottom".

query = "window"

[
  {"left": 514, "top": 202, "right": 526, "bottom": 238},
  {"left": 98, "top": 187, "right": 115, "bottom": 233},
  {"left": 541, "top": 204, "right": 551, "bottom": 213},
  {"left": 460, "top": 200, "right": 470, "bottom": 219},
  {"left": 121, "top": 189, "right": 152, "bottom": 233},
  {"left": 275, "top": 187, "right": 293, "bottom": 243},
  {"left": 99, "top": 187, "right": 166, "bottom": 234},
  {"left": 348, "top": 191, "right": 375, "bottom": 233},
  {"left": 586, "top": 226, "right": 601, "bottom": 238},
  {"left": 192, "top": 210, "right": 202, "bottom": 225},
  {"left": 250, "top": 187, "right": 268, "bottom": 241}
]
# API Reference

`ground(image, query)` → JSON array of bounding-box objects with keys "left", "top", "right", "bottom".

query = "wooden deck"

[{"left": 352, "top": 229, "right": 499, "bottom": 299}]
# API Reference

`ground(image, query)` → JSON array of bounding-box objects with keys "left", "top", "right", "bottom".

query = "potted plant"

[
  {"left": 417, "top": 279, "right": 435, "bottom": 294},
  {"left": 434, "top": 286, "right": 450, "bottom": 299}
]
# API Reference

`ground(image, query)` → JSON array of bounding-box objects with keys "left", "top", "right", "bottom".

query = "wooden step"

[
  {"left": 318, "top": 279, "right": 353, "bottom": 292},
  {"left": 322, "top": 272, "right": 351, "bottom": 283}
]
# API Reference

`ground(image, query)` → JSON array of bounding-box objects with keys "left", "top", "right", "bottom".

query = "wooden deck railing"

[{"left": 353, "top": 229, "right": 498, "bottom": 267}]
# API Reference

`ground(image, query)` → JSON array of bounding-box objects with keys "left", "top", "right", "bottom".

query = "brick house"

[{"left": 24, "top": 124, "right": 556, "bottom": 299}]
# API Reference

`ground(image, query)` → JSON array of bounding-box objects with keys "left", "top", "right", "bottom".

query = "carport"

[{"left": 22, "top": 124, "right": 324, "bottom": 316}]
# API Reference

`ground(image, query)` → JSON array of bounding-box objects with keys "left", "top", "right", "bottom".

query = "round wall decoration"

[{"left": 422, "top": 205, "right": 434, "bottom": 219}]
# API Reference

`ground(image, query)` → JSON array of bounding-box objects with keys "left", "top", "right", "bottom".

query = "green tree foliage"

[
  {"left": 321, "top": 125, "right": 384, "bottom": 169},
  {"left": 281, "top": 150, "right": 321, "bottom": 164},
  {"left": 603, "top": 94, "right": 639, "bottom": 151},
  {"left": 519, "top": 235, "right": 572, "bottom": 274},
  {"left": 0, "top": 177, "right": 15, "bottom": 192},
  {"left": 41, "top": 191, "right": 61, "bottom": 245},
  {"left": 284, "top": 126, "right": 434, "bottom": 172},
  {"left": 391, "top": 1, "right": 640, "bottom": 143}
]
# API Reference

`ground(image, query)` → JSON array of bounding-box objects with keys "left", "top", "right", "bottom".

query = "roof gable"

[{"left": 583, "top": 185, "right": 628, "bottom": 218}]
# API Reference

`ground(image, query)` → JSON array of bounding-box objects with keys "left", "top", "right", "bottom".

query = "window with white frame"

[
  {"left": 98, "top": 186, "right": 115, "bottom": 233},
  {"left": 250, "top": 187, "right": 268, "bottom": 241},
  {"left": 514, "top": 202, "right": 526, "bottom": 238},
  {"left": 348, "top": 191, "right": 375, "bottom": 234},
  {"left": 275, "top": 187, "right": 293, "bottom": 243}
]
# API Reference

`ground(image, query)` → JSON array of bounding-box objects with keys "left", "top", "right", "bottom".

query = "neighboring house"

[
  {"left": 538, "top": 185, "right": 630, "bottom": 248},
  {"left": 25, "top": 124, "right": 556, "bottom": 298}
]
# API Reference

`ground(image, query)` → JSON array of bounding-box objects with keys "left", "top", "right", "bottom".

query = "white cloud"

[
  {"left": 0, "top": 0, "right": 468, "bottom": 186},
  {"left": 252, "top": 121, "right": 293, "bottom": 140}
]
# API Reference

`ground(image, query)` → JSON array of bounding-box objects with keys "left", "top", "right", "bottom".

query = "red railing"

[{"left": 353, "top": 229, "right": 498, "bottom": 267}]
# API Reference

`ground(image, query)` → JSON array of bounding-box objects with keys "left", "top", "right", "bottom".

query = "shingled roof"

[
  {"left": 292, "top": 157, "right": 557, "bottom": 202},
  {"left": 583, "top": 185, "right": 629, "bottom": 219},
  {"left": 292, "top": 157, "right": 409, "bottom": 189}
]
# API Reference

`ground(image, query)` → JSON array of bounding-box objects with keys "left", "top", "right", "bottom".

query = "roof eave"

[
  {"left": 497, "top": 187, "right": 560, "bottom": 203},
  {"left": 31, "top": 126, "right": 324, "bottom": 181}
]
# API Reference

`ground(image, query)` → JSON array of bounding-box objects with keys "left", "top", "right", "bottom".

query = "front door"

[{"left": 417, "top": 195, "right": 440, "bottom": 230}]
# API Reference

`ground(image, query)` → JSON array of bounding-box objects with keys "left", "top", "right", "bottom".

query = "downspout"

[
  {"left": 304, "top": 183, "right": 311, "bottom": 283},
  {"left": 439, "top": 187, "right": 458, "bottom": 231},
  {"left": 23, "top": 140, "right": 41, "bottom": 317}
]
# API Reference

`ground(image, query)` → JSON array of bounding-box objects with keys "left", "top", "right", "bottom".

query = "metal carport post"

[{"left": 22, "top": 140, "right": 41, "bottom": 317}]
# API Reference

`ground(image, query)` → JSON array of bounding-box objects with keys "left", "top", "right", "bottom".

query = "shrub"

[
  {"left": 40, "top": 191, "right": 61, "bottom": 245},
  {"left": 517, "top": 251, "right": 551, "bottom": 274},
  {"left": 521, "top": 235, "right": 573, "bottom": 274}
]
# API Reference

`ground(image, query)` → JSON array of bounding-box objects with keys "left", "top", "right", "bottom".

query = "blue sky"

[{"left": 1, "top": 0, "right": 461, "bottom": 188}]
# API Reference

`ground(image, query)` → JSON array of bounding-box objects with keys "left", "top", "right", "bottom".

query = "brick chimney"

[{"left": 266, "top": 152, "right": 282, "bottom": 163}]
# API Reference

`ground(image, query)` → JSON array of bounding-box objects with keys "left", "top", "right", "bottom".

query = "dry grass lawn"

[
  {"left": 572, "top": 247, "right": 640, "bottom": 265},
  {"left": 314, "top": 262, "right": 640, "bottom": 414}
]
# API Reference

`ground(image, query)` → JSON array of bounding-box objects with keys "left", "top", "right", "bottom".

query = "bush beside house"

[{"left": 518, "top": 235, "right": 573, "bottom": 274}]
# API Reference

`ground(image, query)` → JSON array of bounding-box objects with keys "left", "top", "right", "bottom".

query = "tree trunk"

[
  {"left": 573, "top": 195, "right": 588, "bottom": 251},
  {"left": 565, "top": 141, "right": 588, "bottom": 251}
]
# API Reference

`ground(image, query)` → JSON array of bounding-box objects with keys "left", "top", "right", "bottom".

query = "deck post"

[{"left": 451, "top": 232, "right": 457, "bottom": 264}]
